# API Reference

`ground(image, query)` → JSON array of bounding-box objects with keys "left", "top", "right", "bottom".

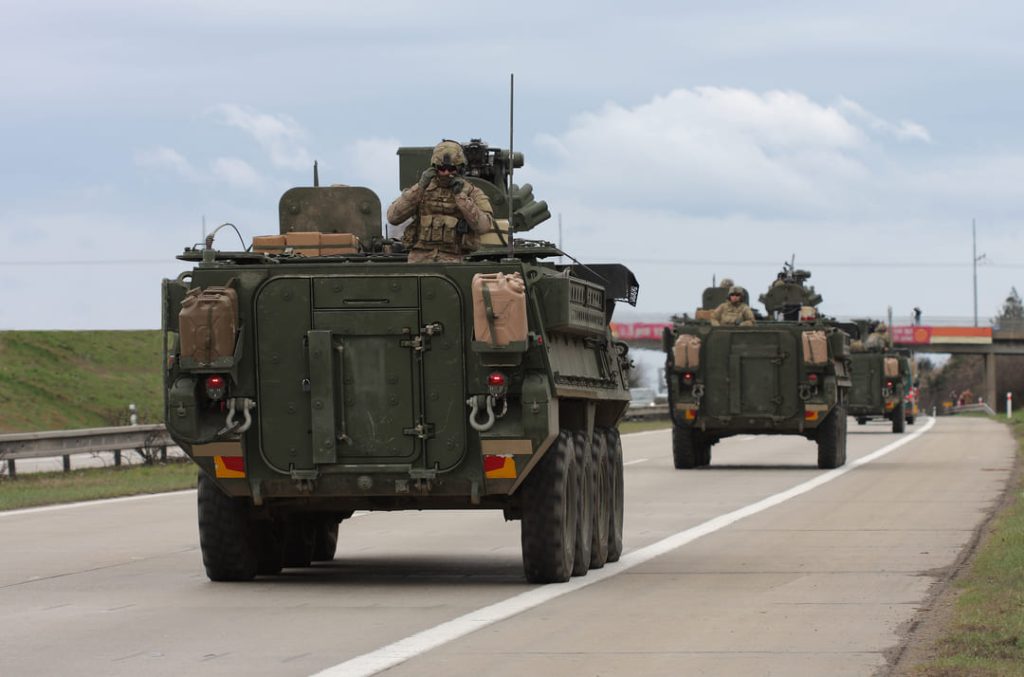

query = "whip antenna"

[{"left": 507, "top": 73, "right": 515, "bottom": 259}]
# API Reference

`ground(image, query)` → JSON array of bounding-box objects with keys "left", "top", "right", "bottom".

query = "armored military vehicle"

[
  {"left": 663, "top": 266, "right": 851, "bottom": 469},
  {"left": 847, "top": 320, "right": 913, "bottom": 432},
  {"left": 162, "top": 139, "right": 637, "bottom": 584}
]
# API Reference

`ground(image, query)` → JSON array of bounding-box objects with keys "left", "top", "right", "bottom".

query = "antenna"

[
  {"left": 313, "top": 160, "right": 319, "bottom": 187},
  {"left": 507, "top": 73, "right": 515, "bottom": 259}
]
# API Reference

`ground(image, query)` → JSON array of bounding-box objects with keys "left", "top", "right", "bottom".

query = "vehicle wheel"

[
  {"left": 312, "top": 521, "right": 340, "bottom": 562},
  {"left": 604, "top": 428, "right": 624, "bottom": 563},
  {"left": 907, "top": 416, "right": 916, "bottom": 425},
  {"left": 697, "top": 435, "right": 712, "bottom": 467},
  {"left": 589, "top": 431, "right": 610, "bottom": 569},
  {"left": 254, "top": 520, "right": 285, "bottom": 575},
  {"left": 571, "top": 432, "right": 594, "bottom": 577},
  {"left": 282, "top": 517, "right": 315, "bottom": 568},
  {"left": 856, "top": 417, "right": 867, "bottom": 425},
  {"left": 672, "top": 425, "right": 698, "bottom": 469},
  {"left": 892, "top": 402, "right": 906, "bottom": 433},
  {"left": 521, "top": 430, "right": 578, "bottom": 583},
  {"left": 197, "top": 471, "right": 259, "bottom": 581},
  {"left": 816, "top": 405, "right": 848, "bottom": 469}
]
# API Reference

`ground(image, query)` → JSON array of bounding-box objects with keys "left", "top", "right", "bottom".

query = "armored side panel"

[
  {"left": 702, "top": 328, "right": 802, "bottom": 422},
  {"left": 848, "top": 352, "right": 885, "bottom": 416}
]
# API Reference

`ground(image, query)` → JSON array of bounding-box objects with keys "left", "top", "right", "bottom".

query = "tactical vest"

[{"left": 407, "top": 183, "right": 477, "bottom": 254}]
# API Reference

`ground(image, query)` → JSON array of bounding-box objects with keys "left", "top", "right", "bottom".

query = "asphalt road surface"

[{"left": 0, "top": 416, "right": 1013, "bottom": 677}]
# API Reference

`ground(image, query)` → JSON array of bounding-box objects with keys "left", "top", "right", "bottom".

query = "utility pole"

[
  {"left": 558, "top": 213, "right": 563, "bottom": 264},
  {"left": 972, "top": 219, "right": 986, "bottom": 327}
]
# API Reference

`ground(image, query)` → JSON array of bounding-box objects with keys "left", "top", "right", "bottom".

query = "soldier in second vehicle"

[
  {"left": 386, "top": 139, "right": 496, "bottom": 263},
  {"left": 864, "top": 322, "right": 891, "bottom": 349},
  {"left": 711, "top": 286, "right": 755, "bottom": 326}
]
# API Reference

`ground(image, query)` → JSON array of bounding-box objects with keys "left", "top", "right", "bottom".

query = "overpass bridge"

[{"left": 611, "top": 320, "right": 1024, "bottom": 407}]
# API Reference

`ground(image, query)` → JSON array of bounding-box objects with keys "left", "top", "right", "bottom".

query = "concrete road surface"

[{"left": 0, "top": 416, "right": 1013, "bottom": 677}]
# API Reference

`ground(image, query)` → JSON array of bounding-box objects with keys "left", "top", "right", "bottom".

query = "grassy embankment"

[
  {"left": 916, "top": 410, "right": 1024, "bottom": 676},
  {"left": 0, "top": 330, "right": 671, "bottom": 510}
]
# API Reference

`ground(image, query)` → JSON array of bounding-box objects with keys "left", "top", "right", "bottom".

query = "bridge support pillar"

[{"left": 984, "top": 352, "right": 998, "bottom": 410}]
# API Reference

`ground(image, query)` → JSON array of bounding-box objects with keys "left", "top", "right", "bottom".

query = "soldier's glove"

[
  {"left": 417, "top": 167, "right": 436, "bottom": 190},
  {"left": 455, "top": 219, "right": 469, "bottom": 235},
  {"left": 449, "top": 176, "right": 465, "bottom": 195}
]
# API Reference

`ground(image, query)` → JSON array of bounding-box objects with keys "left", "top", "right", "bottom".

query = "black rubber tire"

[
  {"left": 604, "top": 428, "right": 624, "bottom": 563},
  {"left": 282, "top": 517, "right": 315, "bottom": 568},
  {"left": 697, "top": 435, "right": 712, "bottom": 467},
  {"left": 892, "top": 402, "right": 906, "bottom": 433},
  {"left": 816, "top": 405, "right": 848, "bottom": 469},
  {"left": 312, "top": 521, "right": 340, "bottom": 562},
  {"left": 856, "top": 417, "right": 867, "bottom": 425},
  {"left": 254, "top": 521, "right": 285, "bottom": 575},
  {"left": 589, "top": 431, "right": 610, "bottom": 570},
  {"left": 197, "top": 471, "right": 259, "bottom": 581},
  {"left": 521, "top": 431, "right": 578, "bottom": 583},
  {"left": 907, "top": 416, "right": 916, "bottom": 425},
  {"left": 672, "top": 425, "right": 698, "bottom": 469},
  {"left": 571, "top": 432, "right": 593, "bottom": 577}
]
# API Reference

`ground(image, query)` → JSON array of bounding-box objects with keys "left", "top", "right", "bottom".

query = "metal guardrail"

[
  {"left": 942, "top": 403, "right": 997, "bottom": 416},
  {"left": 625, "top": 404, "right": 670, "bottom": 420},
  {"left": 0, "top": 424, "right": 174, "bottom": 478}
]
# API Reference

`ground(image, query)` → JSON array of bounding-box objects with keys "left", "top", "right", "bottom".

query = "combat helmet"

[
  {"left": 875, "top": 322, "right": 888, "bottom": 333},
  {"left": 430, "top": 140, "right": 467, "bottom": 169},
  {"left": 728, "top": 285, "right": 744, "bottom": 297}
]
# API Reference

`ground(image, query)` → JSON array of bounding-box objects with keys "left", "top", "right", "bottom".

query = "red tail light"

[
  {"left": 682, "top": 371, "right": 695, "bottom": 384},
  {"left": 205, "top": 374, "right": 227, "bottom": 401},
  {"left": 488, "top": 372, "right": 506, "bottom": 387},
  {"left": 886, "top": 379, "right": 895, "bottom": 389},
  {"left": 807, "top": 373, "right": 819, "bottom": 384}
]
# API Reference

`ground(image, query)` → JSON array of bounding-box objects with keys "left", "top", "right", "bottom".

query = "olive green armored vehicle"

[
  {"left": 847, "top": 320, "right": 913, "bottom": 432},
  {"left": 162, "top": 139, "right": 637, "bottom": 584},
  {"left": 663, "top": 266, "right": 851, "bottom": 470}
]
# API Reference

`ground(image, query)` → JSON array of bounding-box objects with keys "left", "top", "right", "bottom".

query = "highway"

[{"left": 0, "top": 416, "right": 1013, "bottom": 676}]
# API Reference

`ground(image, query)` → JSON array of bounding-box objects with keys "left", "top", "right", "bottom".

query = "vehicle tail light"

[
  {"left": 205, "top": 374, "right": 227, "bottom": 401},
  {"left": 682, "top": 371, "right": 695, "bottom": 385},
  {"left": 807, "top": 373, "right": 819, "bottom": 384},
  {"left": 886, "top": 379, "right": 895, "bottom": 389},
  {"left": 488, "top": 372, "right": 508, "bottom": 396}
]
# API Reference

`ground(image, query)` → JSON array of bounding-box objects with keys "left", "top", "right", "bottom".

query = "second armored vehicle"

[
  {"left": 847, "top": 320, "right": 914, "bottom": 432},
  {"left": 663, "top": 267, "right": 852, "bottom": 469}
]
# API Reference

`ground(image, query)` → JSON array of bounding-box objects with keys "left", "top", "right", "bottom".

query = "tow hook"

[
  {"left": 467, "top": 394, "right": 496, "bottom": 431},
  {"left": 218, "top": 397, "right": 256, "bottom": 435}
]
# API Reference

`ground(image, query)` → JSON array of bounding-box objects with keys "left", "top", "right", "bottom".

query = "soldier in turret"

[
  {"left": 387, "top": 140, "right": 496, "bottom": 263},
  {"left": 711, "top": 286, "right": 755, "bottom": 326},
  {"left": 864, "top": 322, "right": 890, "bottom": 349}
]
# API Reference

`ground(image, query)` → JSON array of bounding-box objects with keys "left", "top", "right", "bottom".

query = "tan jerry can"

[
  {"left": 472, "top": 272, "right": 527, "bottom": 346},
  {"left": 883, "top": 356, "right": 900, "bottom": 378},
  {"left": 321, "top": 232, "right": 361, "bottom": 255},
  {"left": 252, "top": 235, "right": 287, "bottom": 254},
  {"left": 179, "top": 286, "right": 238, "bottom": 365},
  {"left": 801, "top": 330, "right": 829, "bottom": 365},
  {"left": 479, "top": 218, "right": 510, "bottom": 246},
  {"left": 694, "top": 308, "right": 713, "bottom": 321},
  {"left": 673, "top": 334, "right": 701, "bottom": 369},
  {"left": 285, "top": 231, "right": 321, "bottom": 256}
]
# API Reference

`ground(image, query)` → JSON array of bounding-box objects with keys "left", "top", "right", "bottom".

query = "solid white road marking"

[
  {"left": 310, "top": 417, "right": 937, "bottom": 677},
  {"left": 623, "top": 458, "right": 649, "bottom": 466}
]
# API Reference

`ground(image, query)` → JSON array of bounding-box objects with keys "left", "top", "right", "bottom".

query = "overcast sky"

[{"left": 2, "top": 1, "right": 1022, "bottom": 329}]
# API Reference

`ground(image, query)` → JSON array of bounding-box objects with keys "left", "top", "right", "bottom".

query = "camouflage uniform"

[
  {"left": 387, "top": 140, "right": 495, "bottom": 263},
  {"left": 864, "top": 323, "right": 890, "bottom": 349},
  {"left": 711, "top": 286, "right": 755, "bottom": 326}
]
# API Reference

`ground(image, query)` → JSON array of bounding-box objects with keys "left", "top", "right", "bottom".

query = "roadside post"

[{"left": 1007, "top": 392, "right": 1013, "bottom": 419}]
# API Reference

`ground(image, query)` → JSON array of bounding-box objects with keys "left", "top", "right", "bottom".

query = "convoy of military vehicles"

[{"left": 162, "top": 138, "right": 920, "bottom": 584}]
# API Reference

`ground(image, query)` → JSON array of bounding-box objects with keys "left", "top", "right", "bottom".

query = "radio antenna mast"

[{"left": 506, "top": 73, "right": 515, "bottom": 259}]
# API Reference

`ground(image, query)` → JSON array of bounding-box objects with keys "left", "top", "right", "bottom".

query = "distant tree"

[{"left": 993, "top": 287, "right": 1024, "bottom": 326}]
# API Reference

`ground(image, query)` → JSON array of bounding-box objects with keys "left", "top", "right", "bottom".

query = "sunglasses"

[{"left": 435, "top": 165, "right": 458, "bottom": 173}]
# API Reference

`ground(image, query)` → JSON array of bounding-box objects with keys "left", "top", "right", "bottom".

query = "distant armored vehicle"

[
  {"left": 848, "top": 320, "right": 914, "bottom": 432},
  {"left": 663, "top": 266, "right": 852, "bottom": 469},
  {"left": 162, "top": 139, "right": 637, "bottom": 583}
]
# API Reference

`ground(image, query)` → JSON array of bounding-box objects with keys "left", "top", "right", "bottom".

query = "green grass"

[
  {"left": 0, "top": 461, "right": 197, "bottom": 511},
  {"left": 620, "top": 418, "right": 672, "bottom": 434},
  {"left": 0, "top": 330, "right": 164, "bottom": 432},
  {"left": 916, "top": 410, "right": 1024, "bottom": 676}
]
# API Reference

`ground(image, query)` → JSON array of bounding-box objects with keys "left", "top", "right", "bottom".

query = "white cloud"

[
  {"left": 210, "top": 103, "right": 312, "bottom": 170},
  {"left": 838, "top": 98, "right": 932, "bottom": 142},
  {"left": 134, "top": 146, "right": 199, "bottom": 180},
  {"left": 211, "top": 157, "right": 263, "bottom": 189}
]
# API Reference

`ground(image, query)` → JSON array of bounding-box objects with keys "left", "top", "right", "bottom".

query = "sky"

[{"left": 2, "top": 1, "right": 1023, "bottom": 329}]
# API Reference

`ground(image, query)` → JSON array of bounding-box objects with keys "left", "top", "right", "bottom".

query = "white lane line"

[
  {"left": 623, "top": 458, "right": 648, "bottom": 467},
  {"left": 311, "top": 417, "right": 937, "bottom": 677},
  {"left": 735, "top": 435, "right": 757, "bottom": 441},
  {"left": 621, "top": 428, "right": 669, "bottom": 439},
  {"left": 0, "top": 489, "right": 195, "bottom": 518}
]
